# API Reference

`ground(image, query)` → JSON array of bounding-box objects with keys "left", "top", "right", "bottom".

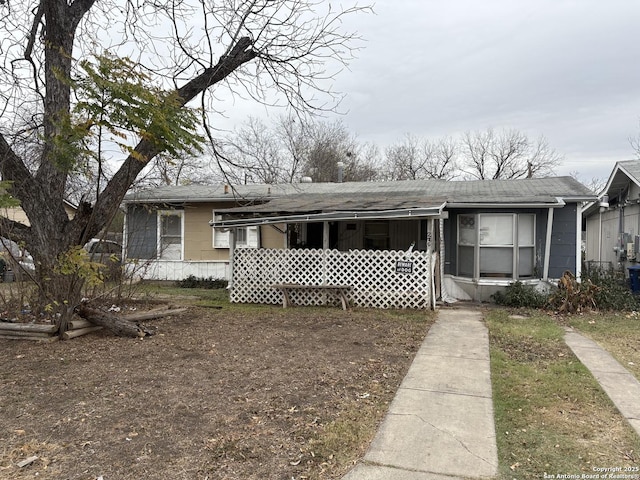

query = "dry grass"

[
  {"left": 561, "top": 311, "right": 640, "bottom": 379},
  {"left": 0, "top": 296, "right": 433, "bottom": 480},
  {"left": 487, "top": 309, "right": 640, "bottom": 478}
]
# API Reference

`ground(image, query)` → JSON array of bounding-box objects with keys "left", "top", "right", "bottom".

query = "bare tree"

[
  {"left": 0, "top": 0, "right": 370, "bottom": 325},
  {"left": 223, "top": 116, "right": 380, "bottom": 183},
  {"left": 384, "top": 134, "right": 458, "bottom": 180},
  {"left": 569, "top": 171, "right": 605, "bottom": 195},
  {"left": 222, "top": 115, "right": 306, "bottom": 184},
  {"left": 460, "top": 128, "right": 561, "bottom": 180},
  {"left": 301, "top": 119, "right": 379, "bottom": 182},
  {"left": 134, "top": 152, "right": 214, "bottom": 187},
  {"left": 630, "top": 123, "right": 640, "bottom": 162}
]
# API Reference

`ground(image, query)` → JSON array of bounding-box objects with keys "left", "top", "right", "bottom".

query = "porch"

[{"left": 230, "top": 247, "right": 436, "bottom": 309}]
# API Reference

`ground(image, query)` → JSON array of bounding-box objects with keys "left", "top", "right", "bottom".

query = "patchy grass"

[
  {"left": 560, "top": 311, "right": 640, "bottom": 380},
  {"left": 0, "top": 291, "right": 434, "bottom": 480},
  {"left": 487, "top": 309, "right": 640, "bottom": 479}
]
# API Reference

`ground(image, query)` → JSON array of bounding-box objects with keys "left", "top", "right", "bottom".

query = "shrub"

[
  {"left": 491, "top": 281, "right": 549, "bottom": 309},
  {"left": 175, "top": 275, "right": 228, "bottom": 290},
  {"left": 548, "top": 271, "right": 598, "bottom": 313},
  {"left": 492, "top": 266, "right": 640, "bottom": 312},
  {"left": 580, "top": 266, "right": 640, "bottom": 311}
]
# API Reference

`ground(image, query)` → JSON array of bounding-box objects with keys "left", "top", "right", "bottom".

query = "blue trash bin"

[{"left": 628, "top": 265, "right": 640, "bottom": 293}]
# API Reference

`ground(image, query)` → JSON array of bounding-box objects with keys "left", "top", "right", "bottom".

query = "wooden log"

[
  {"left": 0, "top": 323, "right": 58, "bottom": 333},
  {"left": 61, "top": 326, "right": 103, "bottom": 340},
  {"left": 0, "top": 334, "right": 59, "bottom": 342},
  {"left": 122, "top": 307, "right": 187, "bottom": 321},
  {"left": 76, "top": 305, "right": 156, "bottom": 338},
  {"left": 0, "top": 329, "right": 54, "bottom": 338},
  {"left": 67, "top": 318, "right": 94, "bottom": 330}
]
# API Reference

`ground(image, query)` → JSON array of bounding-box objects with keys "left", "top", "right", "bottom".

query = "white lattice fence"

[{"left": 230, "top": 248, "right": 433, "bottom": 309}]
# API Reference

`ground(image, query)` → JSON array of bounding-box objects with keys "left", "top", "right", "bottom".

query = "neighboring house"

[
  {"left": 0, "top": 200, "right": 77, "bottom": 226},
  {"left": 125, "top": 177, "right": 595, "bottom": 305},
  {"left": 0, "top": 200, "right": 77, "bottom": 279},
  {"left": 583, "top": 160, "right": 640, "bottom": 274},
  {"left": 123, "top": 184, "right": 287, "bottom": 281}
]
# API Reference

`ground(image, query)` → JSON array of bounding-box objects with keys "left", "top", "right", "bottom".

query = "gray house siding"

[{"left": 548, "top": 203, "right": 578, "bottom": 278}]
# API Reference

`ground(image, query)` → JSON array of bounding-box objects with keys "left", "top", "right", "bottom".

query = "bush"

[
  {"left": 492, "top": 266, "right": 640, "bottom": 312},
  {"left": 580, "top": 266, "right": 640, "bottom": 311},
  {"left": 491, "top": 281, "right": 549, "bottom": 309},
  {"left": 175, "top": 275, "right": 228, "bottom": 290}
]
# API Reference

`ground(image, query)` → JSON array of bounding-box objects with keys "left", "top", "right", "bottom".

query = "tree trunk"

[{"left": 76, "top": 305, "right": 156, "bottom": 338}]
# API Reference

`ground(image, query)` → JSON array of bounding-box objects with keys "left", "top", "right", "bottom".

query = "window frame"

[
  {"left": 212, "top": 212, "right": 258, "bottom": 249},
  {"left": 457, "top": 212, "right": 536, "bottom": 280},
  {"left": 157, "top": 210, "right": 184, "bottom": 260}
]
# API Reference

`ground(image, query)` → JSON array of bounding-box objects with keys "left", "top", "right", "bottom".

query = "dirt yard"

[{"left": 0, "top": 302, "right": 433, "bottom": 480}]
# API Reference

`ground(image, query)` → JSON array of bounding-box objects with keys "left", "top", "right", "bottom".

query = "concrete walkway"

[
  {"left": 564, "top": 328, "right": 640, "bottom": 437},
  {"left": 342, "top": 309, "right": 498, "bottom": 480}
]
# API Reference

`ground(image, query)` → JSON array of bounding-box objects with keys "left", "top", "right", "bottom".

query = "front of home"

[{"left": 124, "top": 177, "right": 595, "bottom": 306}]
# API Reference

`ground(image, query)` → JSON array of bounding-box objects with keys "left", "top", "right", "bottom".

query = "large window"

[
  {"left": 457, "top": 213, "right": 535, "bottom": 279},
  {"left": 158, "top": 210, "right": 183, "bottom": 260}
]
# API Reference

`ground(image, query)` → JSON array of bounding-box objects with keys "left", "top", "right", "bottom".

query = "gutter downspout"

[
  {"left": 576, "top": 203, "right": 582, "bottom": 280},
  {"left": 543, "top": 207, "right": 555, "bottom": 281},
  {"left": 598, "top": 210, "right": 603, "bottom": 262}
]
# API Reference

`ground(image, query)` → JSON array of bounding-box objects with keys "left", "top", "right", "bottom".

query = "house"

[
  {"left": 124, "top": 176, "right": 595, "bottom": 306},
  {"left": 0, "top": 200, "right": 78, "bottom": 279},
  {"left": 123, "top": 184, "right": 288, "bottom": 280},
  {"left": 583, "top": 160, "right": 640, "bottom": 274},
  {"left": 1, "top": 200, "right": 77, "bottom": 226}
]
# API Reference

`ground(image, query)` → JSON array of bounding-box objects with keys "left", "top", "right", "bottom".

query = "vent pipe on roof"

[{"left": 337, "top": 161, "right": 344, "bottom": 183}]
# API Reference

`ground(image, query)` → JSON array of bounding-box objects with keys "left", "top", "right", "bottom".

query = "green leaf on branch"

[{"left": 53, "top": 51, "right": 204, "bottom": 171}]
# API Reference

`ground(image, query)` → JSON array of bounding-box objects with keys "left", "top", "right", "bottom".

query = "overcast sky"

[
  {"left": 221, "top": 1, "right": 640, "bottom": 186},
  {"left": 337, "top": 0, "right": 640, "bottom": 184}
]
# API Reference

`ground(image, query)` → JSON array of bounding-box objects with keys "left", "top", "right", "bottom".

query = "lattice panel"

[{"left": 230, "top": 248, "right": 433, "bottom": 309}]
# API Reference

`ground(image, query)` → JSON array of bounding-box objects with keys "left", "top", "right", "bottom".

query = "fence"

[{"left": 230, "top": 248, "right": 434, "bottom": 309}]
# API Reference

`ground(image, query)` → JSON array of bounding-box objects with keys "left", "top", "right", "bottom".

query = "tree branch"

[
  {"left": 72, "top": 37, "right": 258, "bottom": 240},
  {"left": 0, "top": 131, "right": 36, "bottom": 191},
  {"left": 0, "top": 215, "right": 31, "bottom": 242}
]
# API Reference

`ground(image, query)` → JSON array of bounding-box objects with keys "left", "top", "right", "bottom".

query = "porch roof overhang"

[
  {"left": 209, "top": 193, "right": 448, "bottom": 228},
  {"left": 445, "top": 196, "right": 573, "bottom": 209}
]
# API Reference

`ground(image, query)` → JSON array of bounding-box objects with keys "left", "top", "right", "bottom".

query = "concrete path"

[
  {"left": 342, "top": 309, "right": 498, "bottom": 480},
  {"left": 564, "top": 328, "right": 640, "bottom": 437}
]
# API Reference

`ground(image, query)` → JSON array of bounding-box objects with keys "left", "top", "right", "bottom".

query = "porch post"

[
  {"left": 323, "top": 221, "right": 330, "bottom": 249},
  {"left": 430, "top": 218, "right": 436, "bottom": 309},
  {"left": 228, "top": 228, "right": 236, "bottom": 289}
]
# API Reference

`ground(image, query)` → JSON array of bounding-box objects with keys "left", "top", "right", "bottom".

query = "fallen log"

[
  {"left": 0, "top": 334, "right": 59, "bottom": 342},
  {"left": 0, "top": 329, "right": 54, "bottom": 338},
  {"left": 61, "top": 326, "right": 103, "bottom": 340},
  {"left": 67, "top": 318, "right": 94, "bottom": 330},
  {"left": 0, "top": 323, "right": 58, "bottom": 333},
  {"left": 122, "top": 307, "right": 187, "bottom": 322},
  {"left": 76, "top": 305, "right": 157, "bottom": 338}
]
